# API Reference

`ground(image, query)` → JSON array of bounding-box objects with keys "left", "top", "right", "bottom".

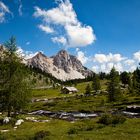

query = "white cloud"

[
  {"left": 34, "top": 0, "right": 78, "bottom": 26},
  {"left": 93, "top": 54, "right": 108, "bottom": 63},
  {"left": 52, "top": 36, "right": 67, "bottom": 46},
  {"left": 16, "top": 47, "right": 39, "bottom": 60},
  {"left": 92, "top": 52, "right": 139, "bottom": 73},
  {"left": 133, "top": 50, "right": 140, "bottom": 61},
  {"left": 114, "top": 62, "right": 123, "bottom": 72},
  {"left": 100, "top": 64, "right": 106, "bottom": 72},
  {"left": 65, "top": 24, "right": 95, "bottom": 47},
  {"left": 77, "top": 51, "right": 88, "bottom": 65},
  {"left": 38, "top": 24, "right": 55, "bottom": 34},
  {"left": 92, "top": 65, "right": 99, "bottom": 73},
  {"left": 93, "top": 53, "right": 125, "bottom": 63},
  {"left": 92, "top": 62, "right": 123, "bottom": 73},
  {"left": 106, "top": 62, "right": 114, "bottom": 72},
  {"left": 0, "top": 1, "right": 12, "bottom": 23},
  {"left": 18, "top": 0, "right": 23, "bottom": 16},
  {"left": 108, "top": 53, "right": 126, "bottom": 62},
  {"left": 124, "top": 59, "right": 135, "bottom": 66},
  {"left": 33, "top": 0, "right": 96, "bottom": 47},
  {"left": 129, "top": 65, "right": 137, "bottom": 72},
  {"left": 0, "top": 1, "right": 10, "bottom": 13},
  {"left": 26, "top": 41, "right": 30, "bottom": 45}
]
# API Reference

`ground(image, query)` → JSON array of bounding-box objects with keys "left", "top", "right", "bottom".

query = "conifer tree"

[
  {"left": 92, "top": 74, "right": 101, "bottom": 92},
  {"left": 107, "top": 67, "right": 121, "bottom": 102},
  {"left": 0, "top": 36, "right": 31, "bottom": 116},
  {"left": 85, "top": 84, "right": 91, "bottom": 95},
  {"left": 133, "top": 65, "right": 140, "bottom": 95}
]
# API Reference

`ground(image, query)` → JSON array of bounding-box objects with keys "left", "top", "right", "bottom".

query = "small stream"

[
  {"left": 121, "top": 105, "right": 140, "bottom": 118},
  {"left": 28, "top": 110, "right": 99, "bottom": 121},
  {"left": 28, "top": 105, "right": 140, "bottom": 121}
]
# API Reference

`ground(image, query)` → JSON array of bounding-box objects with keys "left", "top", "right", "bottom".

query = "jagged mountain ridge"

[{"left": 27, "top": 50, "right": 93, "bottom": 81}]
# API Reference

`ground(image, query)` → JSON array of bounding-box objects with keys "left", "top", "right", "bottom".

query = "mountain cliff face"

[{"left": 27, "top": 50, "right": 93, "bottom": 81}]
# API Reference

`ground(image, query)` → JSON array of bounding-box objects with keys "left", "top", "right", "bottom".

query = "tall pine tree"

[
  {"left": 133, "top": 65, "right": 140, "bottom": 95},
  {"left": 0, "top": 36, "right": 31, "bottom": 116},
  {"left": 92, "top": 74, "right": 101, "bottom": 92},
  {"left": 107, "top": 67, "right": 121, "bottom": 102}
]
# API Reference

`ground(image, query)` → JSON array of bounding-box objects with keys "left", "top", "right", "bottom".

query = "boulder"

[
  {"left": 3, "top": 117, "right": 11, "bottom": 124},
  {"left": 15, "top": 119, "right": 24, "bottom": 126}
]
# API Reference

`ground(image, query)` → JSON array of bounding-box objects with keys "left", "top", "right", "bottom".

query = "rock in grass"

[
  {"left": 15, "top": 119, "right": 24, "bottom": 126},
  {"left": 0, "top": 129, "right": 9, "bottom": 133},
  {"left": 3, "top": 117, "right": 11, "bottom": 124}
]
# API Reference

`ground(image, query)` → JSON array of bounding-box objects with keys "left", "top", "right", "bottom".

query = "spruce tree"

[
  {"left": 85, "top": 84, "right": 91, "bottom": 95},
  {"left": 0, "top": 36, "right": 31, "bottom": 116},
  {"left": 133, "top": 66, "right": 140, "bottom": 95},
  {"left": 120, "top": 71, "right": 130, "bottom": 86},
  {"left": 107, "top": 67, "right": 121, "bottom": 102},
  {"left": 92, "top": 74, "right": 101, "bottom": 92}
]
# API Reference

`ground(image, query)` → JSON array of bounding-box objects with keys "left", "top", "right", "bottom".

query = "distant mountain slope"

[{"left": 27, "top": 50, "right": 93, "bottom": 81}]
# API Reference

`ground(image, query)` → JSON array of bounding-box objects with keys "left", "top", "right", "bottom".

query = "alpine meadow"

[{"left": 0, "top": 0, "right": 140, "bottom": 140}]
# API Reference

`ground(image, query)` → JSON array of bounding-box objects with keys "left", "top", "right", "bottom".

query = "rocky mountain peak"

[
  {"left": 57, "top": 49, "right": 68, "bottom": 56},
  {"left": 53, "top": 49, "right": 72, "bottom": 73},
  {"left": 33, "top": 51, "right": 46, "bottom": 59},
  {"left": 27, "top": 50, "right": 93, "bottom": 81}
]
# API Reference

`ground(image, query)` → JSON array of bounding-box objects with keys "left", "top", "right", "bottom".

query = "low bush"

[
  {"left": 68, "top": 121, "right": 95, "bottom": 135},
  {"left": 112, "top": 114, "right": 126, "bottom": 125},
  {"left": 98, "top": 114, "right": 112, "bottom": 125},
  {"left": 67, "top": 127, "right": 78, "bottom": 135},
  {"left": 34, "top": 130, "right": 51, "bottom": 140},
  {"left": 98, "top": 113, "right": 126, "bottom": 125}
]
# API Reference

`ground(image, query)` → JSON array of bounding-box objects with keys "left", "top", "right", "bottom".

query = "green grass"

[
  {"left": 0, "top": 118, "right": 140, "bottom": 140},
  {"left": 31, "top": 81, "right": 89, "bottom": 99},
  {"left": 29, "top": 95, "right": 108, "bottom": 112},
  {"left": 32, "top": 88, "right": 61, "bottom": 99},
  {"left": 1, "top": 80, "right": 140, "bottom": 139},
  {"left": 31, "top": 80, "right": 108, "bottom": 99}
]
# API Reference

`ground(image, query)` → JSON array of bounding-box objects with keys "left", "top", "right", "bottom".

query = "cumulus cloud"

[
  {"left": 93, "top": 53, "right": 125, "bottom": 63},
  {"left": 52, "top": 36, "right": 67, "bottom": 46},
  {"left": 114, "top": 62, "right": 123, "bottom": 72},
  {"left": 124, "top": 59, "right": 135, "bottom": 66},
  {"left": 92, "top": 52, "right": 138, "bottom": 73},
  {"left": 77, "top": 51, "right": 88, "bottom": 65},
  {"left": 92, "top": 65, "right": 99, "bottom": 73},
  {"left": 93, "top": 54, "right": 108, "bottom": 63},
  {"left": 33, "top": 0, "right": 96, "bottom": 47},
  {"left": 65, "top": 24, "right": 95, "bottom": 47},
  {"left": 133, "top": 50, "right": 140, "bottom": 61},
  {"left": 16, "top": 47, "right": 39, "bottom": 59},
  {"left": 38, "top": 24, "right": 55, "bottom": 34},
  {"left": 0, "top": 1, "right": 12, "bottom": 23},
  {"left": 34, "top": 0, "right": 78, "bottom": 26}
]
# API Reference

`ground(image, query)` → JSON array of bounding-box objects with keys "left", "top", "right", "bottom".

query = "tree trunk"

[{"left": 7, "top": 108, "right": 11, "bottom": 117}]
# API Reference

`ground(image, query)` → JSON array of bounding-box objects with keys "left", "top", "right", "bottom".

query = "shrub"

[
  {"left": 67, "top": 127, "right": 78, "bottom": 135},
  {"left": 34, "top": 130, "right": 51, "bottom": 140},
  {"left": 112, "top": 114, "right": 126, "bottom": 125},
  {"left": 98, "top": 114, "right": 126, "bottom": 125},
  {"left": 98, "top": 114, "right": 112, "bottom": 125},
  {"left": 68, "top": 121, "right": 94, "bottom": 135},
  {"left": 85, "top": 125, "right": 94, "bottom": 131}
]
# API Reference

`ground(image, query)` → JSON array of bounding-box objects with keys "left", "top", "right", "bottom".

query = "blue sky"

[{"left": 0, "top": 0, "right": 140, "bottom": 73}]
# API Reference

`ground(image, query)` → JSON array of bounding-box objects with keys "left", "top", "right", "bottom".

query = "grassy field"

[
  {"left": 0, "top": 81, "right": 140, "bottom": 139},
  {"left": 0, "top": 117, "right": 140, "bottom": 140},
  {"left": 31, "top": 80, "right": 108, "bottom": 99}
]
